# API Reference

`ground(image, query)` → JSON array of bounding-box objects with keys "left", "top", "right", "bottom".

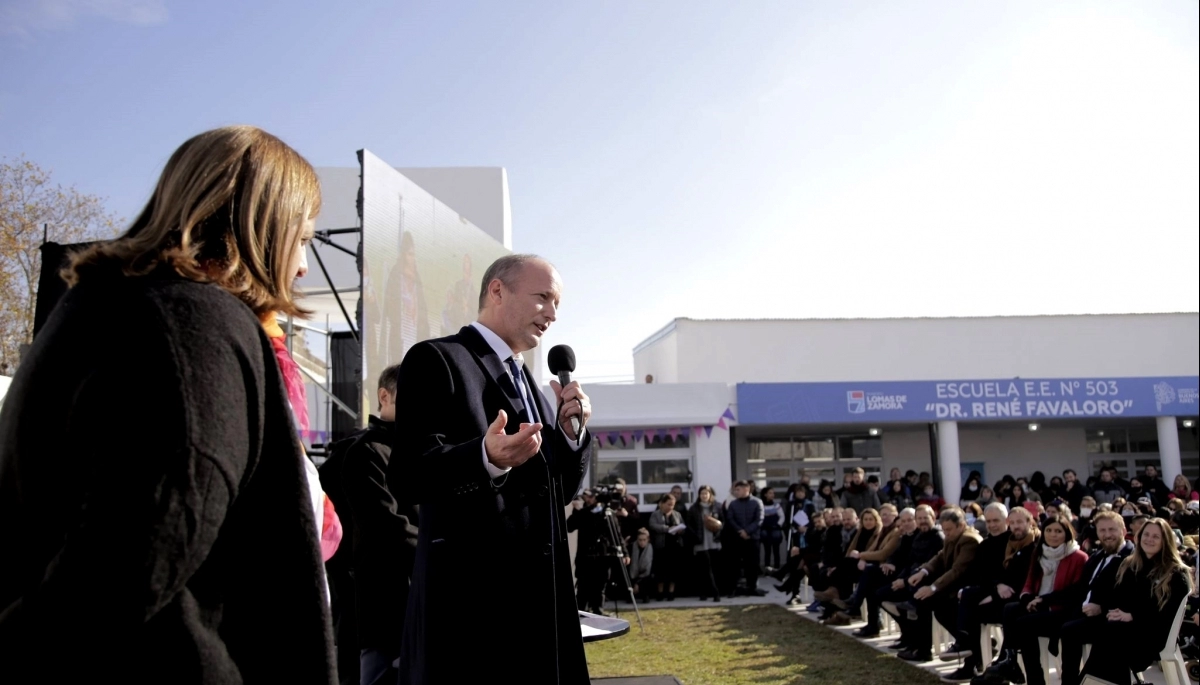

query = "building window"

[
  {"left": 595, "top": 428, "right": 694, "bottom": 508},
  {"left": 746, "top": 434, "right": 882, "bottom": 491}
]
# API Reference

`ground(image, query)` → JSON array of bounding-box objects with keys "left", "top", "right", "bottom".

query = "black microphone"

[{"left": 547, "top": 344, "right": 581, "bottom": 436}]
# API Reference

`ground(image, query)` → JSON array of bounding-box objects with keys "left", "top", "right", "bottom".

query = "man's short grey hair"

[
  {"left": 985, "top": 502, "right": 1009, "bottom": 519},
  {"left": 477, "top": 253, "right": 545, "bottom": 311},
  {"left": 939, "top": 507, "right": 966, "bottom": 526},
  {"left": 900, "top": 507, "right": 916, "bottom": 518}
]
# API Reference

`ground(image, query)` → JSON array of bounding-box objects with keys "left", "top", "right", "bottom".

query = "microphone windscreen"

[{"left": 547, "top": 345, "right": 576, "bottom": 375}]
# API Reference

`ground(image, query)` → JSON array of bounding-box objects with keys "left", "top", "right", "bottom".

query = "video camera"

[{"left": 589, "top": 484, "right": 623, "bottom": 509}]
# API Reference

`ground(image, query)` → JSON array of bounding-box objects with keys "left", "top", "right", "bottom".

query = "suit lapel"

[{"left": 458, "top": 325, "right": 527, "bottom": 426}]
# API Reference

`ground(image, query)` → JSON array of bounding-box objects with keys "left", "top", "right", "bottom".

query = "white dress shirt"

[{"left": 471, "top": 322, "right": 585, "bottom": 478}]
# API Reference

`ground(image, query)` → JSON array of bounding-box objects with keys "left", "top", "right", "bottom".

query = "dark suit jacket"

[
  {"left": 341, "top": 417, "right": 419, "bottom": 652},
  {"left": 1042, "top": 541, "right": 1134, "bottom": 611},
  {"left": 388, "top": 326, "right": 590, "bottom": 685}
]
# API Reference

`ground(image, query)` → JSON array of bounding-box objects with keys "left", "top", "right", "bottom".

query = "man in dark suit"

[{"left": 389, "top": 254, "right": 592, "bottom": 685}]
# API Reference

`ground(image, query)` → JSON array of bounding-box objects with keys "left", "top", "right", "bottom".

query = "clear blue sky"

[{"left": 2, "top": 0, "right": 1197, "bottom": 382}]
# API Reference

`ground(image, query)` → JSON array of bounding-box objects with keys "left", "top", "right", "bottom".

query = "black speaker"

[{"left": 329, "top": 331, "right": 362, "bottom": 442}]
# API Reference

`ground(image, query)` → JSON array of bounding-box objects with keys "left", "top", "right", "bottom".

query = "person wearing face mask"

[
  {"left": 1091, "top": 468, "right": 1126, "bottom": 506},
  {"left": 960, "top": 476, "right": 983, "bottom": 507},
  {"left": 917, "top": 484, "right": 947, "bottom": 512}
]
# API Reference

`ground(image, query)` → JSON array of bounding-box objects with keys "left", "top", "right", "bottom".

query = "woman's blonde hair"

[
  {"left": 1116, "top": 517, "right": 1193, "bottom": 609},
  {"left": 66, "top": 125, "right": 320, "bottom": 317}
]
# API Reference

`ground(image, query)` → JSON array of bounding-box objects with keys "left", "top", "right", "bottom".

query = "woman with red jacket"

[{"left": 986, "top": 513, "right": 1088, "bottom": 685}]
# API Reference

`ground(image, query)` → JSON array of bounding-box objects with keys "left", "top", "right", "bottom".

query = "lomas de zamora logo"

[{"left": 847, "top": 390, "right": 866, "bottom": 414}]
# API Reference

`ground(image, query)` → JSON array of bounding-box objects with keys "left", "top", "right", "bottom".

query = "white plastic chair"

[
  {"left": 800, "top": 576, "right": 813, "bottom": 603},
  {"left": 1079, "top": 598, "right": 1188, "bottom": 685},
  {"left": 1157, "top": 598, "right": 1190, "bottom": 685},
  {"left": 933, "top": 620, "right": 951, "bottom": 658},
  {"left": 980, "top": 623, "right": 1003, "bottom": 667},
  {"left": 1036, "top": 637, "right": 1062, "bottom": 682}
]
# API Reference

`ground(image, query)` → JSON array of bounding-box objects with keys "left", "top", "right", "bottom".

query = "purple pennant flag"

[
  {"left": 656, "top": 428, "right": 667, "bottom": 439},
  {"left": 693, "top": 426, "right": 705, "bottom": 439},
  {"left": 722, "top": 407, "right": 736, "bottom": 421},
  {"left": 620, "top": 431, "right": 634, "bottom": 445},
  {"left": 704, "top": 425, "right": 714, "bottom": 438},
  {"left": 607, "top": 432, "right": 619, "bottom": 446},
  {"left": 717, "top": 418, "right": 727, "bottom": 430},
  {"left": 667, "top": 427, "right": 680, "bottom": 441},
  {"left": 633, "top": 430, "right": 644, "bottom": 442}
]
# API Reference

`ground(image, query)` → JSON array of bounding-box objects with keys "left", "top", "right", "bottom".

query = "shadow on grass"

[{"left": 586, "top": 604, "right": 942, "bottom": 685}]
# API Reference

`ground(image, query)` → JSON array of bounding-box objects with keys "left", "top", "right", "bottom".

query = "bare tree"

[{"left": 0, "top": 156, "right": 122, "bottom": 373}]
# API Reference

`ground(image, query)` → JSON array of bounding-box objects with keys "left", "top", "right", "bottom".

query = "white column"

[
  {"left": 937, "top": 421, "right": 962, "bottom": 503},
  {"left": 1157, "top": 416, "right": 1183, "bottom": 485}
]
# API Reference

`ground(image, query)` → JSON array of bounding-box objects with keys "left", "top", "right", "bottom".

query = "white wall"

[
  {"left": 694, "top": 428, "right": 735, "bottom": 492},
  {"left": 634, "top": 314, "right": 1200, "bottom": 384},
  {"left": 632, "top": 321, "right": 680, "bottom": 384},
  {"left": 957, "top": 424, "right": 1086, "bottom": 485},
  {"left": 882, "top": 428, "right": 933, "bottom": 477},
  {"left": 580, "top": 382, "right": 734, "bottom": 429}
]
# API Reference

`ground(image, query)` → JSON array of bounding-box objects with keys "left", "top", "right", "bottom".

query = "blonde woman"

[
  {"left": 1082, "top": 517, "right": 1193, "bottom": 684},
  {"left": 0, "top": 126, "right": 336, "bottom": 683}
]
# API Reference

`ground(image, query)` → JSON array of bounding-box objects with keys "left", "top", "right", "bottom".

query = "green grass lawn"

[{"left": 585, "top": 605, "right": 944, "bottom": 685}]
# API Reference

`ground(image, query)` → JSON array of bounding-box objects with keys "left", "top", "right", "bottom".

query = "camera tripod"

[{"left": 598, "top": 507, "right": 645, "bottom": 632}]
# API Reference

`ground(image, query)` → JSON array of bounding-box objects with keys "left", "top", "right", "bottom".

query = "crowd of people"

[{"left": 609, "top": 465, "right": 1196, "bottom": 685}]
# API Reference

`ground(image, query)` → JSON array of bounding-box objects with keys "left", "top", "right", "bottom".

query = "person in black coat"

[
  {"left": 943, "top": 505, "right": 1040, "bottom": 680},
  {"left": 0, "top": 126, "right": 336, "bottom": 684},
  {"left": 1081, "top": 517, "right": 1192, "bottom": 685},
  {"left": 1050, "top": 511, "right": 1136, "bottom": 685},
  {"left": 388, "top": 254, "right": 592, "bottom": 685},
  {"left": 337, "top": 364, "right": 420, "bottom": 685}
]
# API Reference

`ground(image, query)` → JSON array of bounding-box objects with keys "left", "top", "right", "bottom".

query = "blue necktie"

[{"left": 506, "top": 357, "right": 540, "bottom": 424}]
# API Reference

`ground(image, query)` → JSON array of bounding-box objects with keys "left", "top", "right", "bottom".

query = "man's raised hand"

[{"left": 484, "top": 409, "right": 543, "bottom": 469}]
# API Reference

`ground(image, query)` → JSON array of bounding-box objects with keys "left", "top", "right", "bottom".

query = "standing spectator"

[
  {"left": 670, "top": 484, "right": 689, "bottom": 516},
  {"left": 1142, "top": 465, "right": 1171, "bottom": 505},
  {"left": 340, "top": 364, "right": 420, "bottom": 685},
  {"left": 1006, "top": 484, "right": 1029, "bottom": 509},
  {"left": 1125, "top": 476, "right": 1152, "bottom": 509},
  {"left": 813, "top": 481, "right": 838, "bottom": 513},
  {"left": 0, "top": 126, "right": 337, "bottom": 683},
  {"left": 1061, "top": 469, "right": 1091, "bottom": 514},
  {"left": 1047, "top": 476, "right": 1065, "bottom": 501},
  {"left": 1081, "top": 517, "right": 1193, "bottom": 685},
  {"left": 917, "top": 483, "right": 947, "bottom": 512},
  {"left": 841, "top": 467, "right": 883, "bottom": 514},
  {"left": 976, "top": 485, "right": 998, "bottom": 507},
  {"left": 1170, "top": 474, "right": 1199, "bottom": 502},
  {"left": 885, "top": 468, "right": 906, "bottom": 495},
  {"left": 964, "top": 502, "right": 988, "bottom": 536},
  {"left": 726, "top": 481, "right": 766, "bottom": 596},
  {"left": 960, "top": 475, "right": 983, "bottom": 507},
  {"left": 1029, "top": 472, "right": 1052, "bottom": 502},
  {"left": 568, "top": 490, "right": 611, "bottom": 613},
  {"left": 628, "top": 529, "right": 654, "bottom": 603},
  {"left": 1091, "top": 469, "right": 1126, "bottom": 506},
  {"left": 760, "top": 488, "right": 785, "bottom": 572},
  {"left": 612, "top": 478, "right": 643, "bottom": 543},
  {"left": 687, "top": 485, "right": 724, "bottom": 602},
  {"left": 648, "top": 494, "right": 685, "bottom": 601},
  {"left": 885, "top": 479, "right": 916, "bottom": 509}
]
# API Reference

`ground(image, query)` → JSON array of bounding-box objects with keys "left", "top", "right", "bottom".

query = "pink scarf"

[{"left": 262, "top": 315, "right": 342, "bottom": 562}]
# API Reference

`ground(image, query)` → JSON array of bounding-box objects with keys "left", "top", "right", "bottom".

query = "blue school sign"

[{"left": 736, "top": 376, "right": 1200, "bottom": 425}]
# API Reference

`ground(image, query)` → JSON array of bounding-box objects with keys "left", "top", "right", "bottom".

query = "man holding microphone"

[{"left": 388, "top": 254, "right": 592, "bottom": 685}]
